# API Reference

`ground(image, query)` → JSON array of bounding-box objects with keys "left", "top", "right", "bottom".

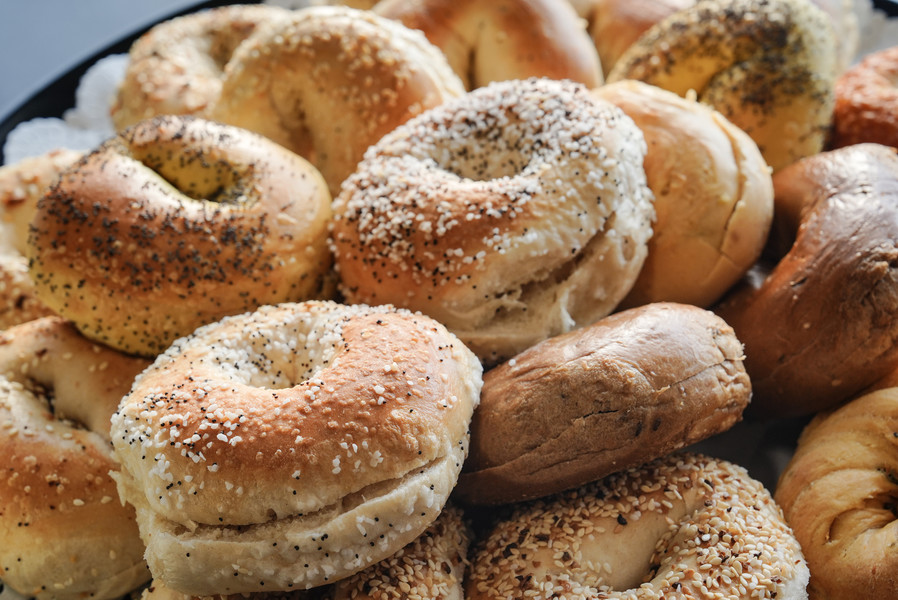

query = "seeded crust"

[
  {"left": 715, "top": 144, "right": 898, "bottom": 418},
  {"left": 110, "top": 301, "right": 482, "bottom": 596},
  {"left": 593, "top": 80, "right": 773, "bottom": 308},
  {"left": 0, "top": 254, "right": 54, "bottom": 330},
  {"left": 467, "top": 452, "right": 809, "bottom": 600},
  {"left": 210, "top": 6, "right": 465, "bottom": 196},
  {"left": 331, "top": 78, "right": 654, "bottom": 365},
  {"left": 110, "top": 5, "right": 293, "bottom": 131},
  {"left": 830, "top": 45, "right": 898, "bottom": 150},
  {"left": 776, "top": 387, "right": 898, "bottom": 599},
  {"left": 607, "top": 0, "right": 838, "bottom": 172},
  {"left": 27, "top": 115, "right": 334, "bottom": 357},
  {"left": 0, "top": 317, "right": 152, "bottom": 600},
  {"left": 374, "top": 0, "right": 603, "bottom": 90},
  {"left": 456, "top": 303, "right": 750, "bottom": 505}
]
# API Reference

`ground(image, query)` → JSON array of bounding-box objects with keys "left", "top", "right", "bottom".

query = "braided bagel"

[{"left": 606, "top": 0, "right": 838, "bottom": 172}]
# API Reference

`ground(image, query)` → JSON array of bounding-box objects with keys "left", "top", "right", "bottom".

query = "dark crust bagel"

[
  {"left": 455, "top": 302, "right": 750, "bottom": 505},
  {"left": 830, "top": 45, "right": 898, "bottom": 150},
  {"left": 715, "top": 143, "right": 898, "bottom": 418}
]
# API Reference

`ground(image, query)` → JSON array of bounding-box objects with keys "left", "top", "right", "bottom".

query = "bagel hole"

[
  {"left": 27, "top": 380, "right": 90, "bottom": 433},
  {"left": 433, "top": 116, "right": 542, "bottom": 181}
]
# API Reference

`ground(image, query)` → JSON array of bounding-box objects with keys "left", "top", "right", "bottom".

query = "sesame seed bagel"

[
  {"left": 830, "top": 45, "right": 898, "bottom": 151},
  {"left": 467, "top": 452, "right": 809, "bottom": 600},
  {"left": 374, "top": 0, "right": 603, "bottom": 90},
  {"left": 715, "top": 143, "right": 898, "bottom": 418},
  {"left": 456, "top": 303, "right": 751, "bottom": 506},
  {"left": 330, "top": 78, "right": 654, "bottom": 365},
  {"left": 209, "top": 6, "right": 465, "bottom": 196},
  {"left": 27, "top": 115, "right": 333, "bottom": 357},
  {"left": 606, "top": 0, "right": 838, "bottom": 172},
  {"left": 0, "top": 254, "right": 54, "bottom": 330},
  {"left": 0, "top": 316, "right": 152, "bottom": 600},
  {"left": 593, "top": 80, "right": 774, "bottom": 308},
  {"left": 775, "top": 386, "right": 898, "bottom": 599},
  {"left": 110, "top": 4, "right": 293, "bottom": 131},
  {"left": 109, "top": 300, "right": 482, "bottom": 596}
]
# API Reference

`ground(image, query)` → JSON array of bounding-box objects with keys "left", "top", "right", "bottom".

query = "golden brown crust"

[
  {"left": 331, "top": 78, "right": 654, "bottom": 365},
  {"left": 374, "top": 0, "right": 603, "bottom": 90},
  {"left": 594, "top": 81, "right": 774, "bottom": 308},
  {"left": 606, "top": 0, "right": 838, "bottom": 172},
  {"left": 455, "top": 303, "right": 750, "bottom": 505},
  {"left": 0, "top": 254, "right": 54, "bottom": 330},
  {"left": 775, "top": 388, "right": 898, "bottom": 599},
  {"left": 110, "top": 301, "right": 482, "bottom": 596},
  {"left": 467, "top": 452, "right": 809, "bottom": 600},
  {"left": 831, "top": 45, "right": 898, "bottom": 150},
  {"left": 210, "top": 6, "right": 465, "bottom": 196},
  {"left": 27, "top": 115, "right": 333, "bottom": 357},
  {"left": 0, "top": 317, "right": 152, "bottom": 600},
  {"left": 715, "top": 143, "right": 898, "bottom": 418},
  {"left": 110, "top": 5, "right": 293, "bottom": 131}
]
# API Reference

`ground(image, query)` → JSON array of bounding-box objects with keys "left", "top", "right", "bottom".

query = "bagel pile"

[{"left": 2, "top": 1, "right": 898, "bottom": 599}]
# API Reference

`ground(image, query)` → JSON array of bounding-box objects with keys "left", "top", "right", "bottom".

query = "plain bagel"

[
  {"left": 455, "top": 302, "right": 751, "bottom": 505},
  {"left": 27, "top": 115, "right": 333, "bottom": 357},
  {"left": 110, "top": 300, "right": 482, "bottom": 596},
  {"left": 715, "top": 143, "right": 898, "bottom": 417},
  {"left": 0, "top": 317, "right": 152, "bottom": 600},
  {"left": 330, "top": 78, "right": 654, "bottom": 365}
]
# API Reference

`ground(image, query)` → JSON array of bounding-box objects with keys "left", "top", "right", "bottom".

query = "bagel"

[
  {"left": 593, "top": 80, "right": 773, "bottom": 308},
  {"left": 0, "top": 148, "right": 82, "bottom": 256},
  {"left": 830, "top": 45, "right": 898, "bottom": 150},
  {"left": 455, "top": 302, "right": 751, "bottom": 505},
  {"left": 775, "top": 386, "right": 898, "bottom": 599},
  {"left": 572, "top": 0, "right": 857, "bottom": 75},
  {"left": 606, "top": 0, "right": 838, "bottom": 172},
  {"left": 373, "top": 0, "right": 603, "bottom": 90},
  {"left": 209, "top": 6, "right": 465, "bottom": 195},
  {"left": 27, "top": 115, "right": 333, "bottom": 357},
  {"left": 0, "top": 316, "right": 152, "bottom": 600},
  {"left": 715, "top": 143, "right": 898, "bottom": 418},
  {"left": 330, "top": 78, "right": 654, "bottom": 364},
  {"left": 0, "top": 254, "right": 54, "bottom": 330},
  {"left": 109, "top": 300, "right": 482, "bottom": 596},
  {"left": 467, "top": 452, "right": 809, "bottom": 600},
  {"left": 110, "top": 5, "right": 293, "bottom": 131}
]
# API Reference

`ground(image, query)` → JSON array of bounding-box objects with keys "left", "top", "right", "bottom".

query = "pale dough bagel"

[
  {"left": 831, "top": 45, "right": 898, "bottom": 150},
  {"left": 209, "top": 6, "right": 465, "bottom": 196},
  {"left": 456, "top": 302, "right": 751, "bottom": 505},
  {"left": 374, "top": 0, "right": 603, "bottom": 90},
  {"left": 27, "top": 115, "right": 333, "bottom": 357},
  {"left": 0, "top": 316, "right": 152, "bottom": 600},
  {"left": 0, "top": 148, "right": 82, "bottom": 256},
  {"left": 137, "top": 504, "right": 471, "bottom": 600},
  {"left": 467, "top": 452, "right": 809, "bottom": 600},
  {"left": 775, "top": 387, "right": 898, "bottom": 599},
  {"left": 0, "top": 254, "right": 54, "bottom": 330},
  {"left": 606, "top": 0, "right": 838, "bottom": 172},
  {"left": 110, "top": 301, "right": 482, "bottom": 596},
  {"left": 331, "top": 78, "right": 654, "bottom": 365},
  {"left": 571, "top": 0, "right": 857, "bottom": 75},
  {"left": 715, "top": 143, "right": 898, "bottom": 418},
  {"left": 110, "top": 4, "right": 293, "bottom": 131},
  {"left": 593, "top": 80, "right": 773, "bottom": 308}
]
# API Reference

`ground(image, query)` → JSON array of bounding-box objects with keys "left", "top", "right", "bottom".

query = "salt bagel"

[
  {"left": 374, "top": 0, "right": 603, "bottom": 90},
  {"left": 110, "top": 300, "right": 482, "bottom": 596},
  {"left": 209, "top": 6, "right": 465, "bottom": 196},
  {"left": 467, "top": 452, "right": 809, "bottom": 600},
  {"left": 455, "top": 302, "right": 751, "bottom": 506},
  {"left": 330, "top": 78, "right": 654, "bottom": 365},
  {"left": 0, "top": 316, "right": 152, "bottom": 600},
  {"left": 775, "top": 386, "right": 898, "bottom": 599},
  {"left": 715, "top": 143, "right": 898, "bottom": 418},
  {"left": 593, "top": 80, "right": 773, "bottom": 308},
  {"left": 831, "top": 45, "right": 898, "bottom": 150},
  {"left": 27, "top": 115, "right": 333, "bottom": 357},
  {"left": 110, "top": 4, "right": 292, "bottom": 131},
  {"left": 606, "top": 0, "right": 838, "bottom": 172}
]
